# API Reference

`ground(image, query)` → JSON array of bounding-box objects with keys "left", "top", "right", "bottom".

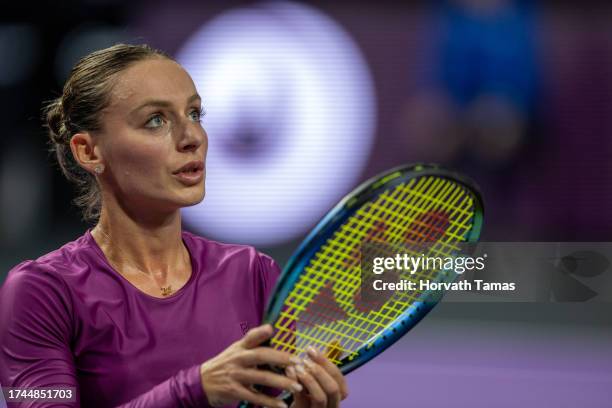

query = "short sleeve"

[{"left": 0, "top": 261, "right": 78, "bottom": 407}]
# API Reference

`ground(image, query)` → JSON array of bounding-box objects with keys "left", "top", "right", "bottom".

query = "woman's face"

[{"left": 96, "top": 57, "right": 208, "bottom": 214}]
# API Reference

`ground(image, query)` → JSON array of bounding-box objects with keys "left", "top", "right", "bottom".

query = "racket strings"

[
  {"left": 272, "top": 178, "right": 474, "bottom": 358},
  {"left": 272, "top": 182, "right": 474, "bottom": 358},
  {"left": 269, "top": 179, "right": 430, "bottom": 351},
  {"left": 270, "top": 176, "right": 477, "bottom": 364},
  {"left": 309, "top": 177, "right": 472, "bottom": 304},
  {"left": 314, "top": 181, "right": 474, "bottom": 355}
]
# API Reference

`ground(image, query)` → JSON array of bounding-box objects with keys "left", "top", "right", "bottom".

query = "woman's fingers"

[
  {"left": 286, "top": 365, "right": 310, "bottom": 408},
  {"left": 302, "top": 357, "right": 341, "bottom": 407},
  {"left": 294, "top": 363, "right": 328, "bottom": 408},
  {"left": 239, "top": 347, "right": 301, "bottom": 367},
  {"left": 241, "top": 324, "right": 274, "bottom": 349},
  {"left": 307, "top": 346, "right": 349, "bottom": 399},
  {"left": 234, "top": 368, "right": 303, "bottom": 394},
  {"left": 200, "top": 324, "right": 304, "bottom": 406},
  {"left": 286, "top": 365, "right": 298, "bottom": 381},
  {"left": 204, "top": 324, "right": 346, "bottom": 407}
]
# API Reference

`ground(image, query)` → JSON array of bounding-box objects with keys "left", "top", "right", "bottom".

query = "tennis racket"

[{"left": 243, "top": 163, "right": 483, "bottom": 406}]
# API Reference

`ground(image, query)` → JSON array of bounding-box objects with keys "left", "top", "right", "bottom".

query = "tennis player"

[{"left": 0, "top": 44, "right": 347, "bottom": 408}]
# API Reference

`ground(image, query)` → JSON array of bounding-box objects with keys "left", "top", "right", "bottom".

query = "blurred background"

[{"left": 1, "top": 0, "right": 611, "bottom": 406}]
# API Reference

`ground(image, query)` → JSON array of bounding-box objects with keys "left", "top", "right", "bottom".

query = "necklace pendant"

[{"left": 160, "top": 285, "right": 173, "bottom": 296}]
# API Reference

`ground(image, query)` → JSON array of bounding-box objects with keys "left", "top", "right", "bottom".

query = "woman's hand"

[
  {"left": 286, "top": 346, "right": 349, "bottom": 408},
  {"left": 199, "top": 324, "right": 303, "bottom": 408}
]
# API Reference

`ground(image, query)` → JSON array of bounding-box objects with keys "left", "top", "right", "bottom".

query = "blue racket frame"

[{"left": 263, "top": 163, "right": 484, "bottom": 375}]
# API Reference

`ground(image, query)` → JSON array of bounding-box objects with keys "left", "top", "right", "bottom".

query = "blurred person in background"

[
  {"left": 400, "top": 0, "right": 538, "bottom": 167},
  {"left": 398, "top": 0, "right": 540, "bottom": 239},
  {"left": 0, "top": 43, "right": 347, "bottom": 408}
]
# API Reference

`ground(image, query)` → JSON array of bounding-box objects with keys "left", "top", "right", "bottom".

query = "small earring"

[{"left": 94, "top": 165, "right": 105, "bottom": 175}]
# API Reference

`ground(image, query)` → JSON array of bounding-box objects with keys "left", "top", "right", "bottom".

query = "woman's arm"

[
  {"left": 0, "top": 262, "right": 79, "bottom": 408},
  {"left": 0, "top": 264, "right": 207, "bottom": 408},
  {"left": 115, "top": 364, "right": 206, "bottom": 407}
]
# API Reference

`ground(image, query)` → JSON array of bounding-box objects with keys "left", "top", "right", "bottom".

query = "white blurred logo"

[{"left": 178, "top": 1, "right": 376, "bottom": 246}]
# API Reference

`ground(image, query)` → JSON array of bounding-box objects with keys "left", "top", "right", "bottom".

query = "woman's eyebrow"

[
  {"left": 187, "top": 93, "right": 201, "bottom": 104},
  {"left": 129, "top": 94, "right": 201, "bottom": 115}
]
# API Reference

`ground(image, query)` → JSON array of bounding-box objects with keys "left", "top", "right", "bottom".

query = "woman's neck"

[{"left": 91, "top": 204, "right": 188, "bottom": 277}]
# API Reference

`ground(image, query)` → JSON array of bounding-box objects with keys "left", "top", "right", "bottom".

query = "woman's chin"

[{"left": 178, "top": 188, "right": 206, "bottom": 208}]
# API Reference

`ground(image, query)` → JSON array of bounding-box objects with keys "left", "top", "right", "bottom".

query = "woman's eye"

[
  {"left": 145, "top": 114, "right": 165, "bottom": 129},
  {"left": 189, "top": 107, "right": 205, "bottom": 122}
]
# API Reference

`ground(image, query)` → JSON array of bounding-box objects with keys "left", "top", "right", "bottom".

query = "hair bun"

[{"left": 44, "top": 98, "right": 68, "bottom": 145}]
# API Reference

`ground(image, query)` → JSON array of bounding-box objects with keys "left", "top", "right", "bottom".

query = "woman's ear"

[{"left": 70, "top": 132, "right": 104, "bottom": 175}]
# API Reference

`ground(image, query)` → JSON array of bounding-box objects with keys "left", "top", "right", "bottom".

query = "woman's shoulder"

[
  {"left": 3, "top": 231, "right": 95, "bottom": 291},
  {"left": 181, "top": 231, "right": 281, "bottom": 316},
  {"left": 181, "top": 230, "right": 280, "bottom": 279},
  {"left": 182, "top": 230, "right": 276, "bottom": 263},
  {"left": 1, "top": 238, "right": 81, "bottom": 347}
]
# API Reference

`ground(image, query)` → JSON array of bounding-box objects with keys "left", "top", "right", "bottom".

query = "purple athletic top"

[{"left": 0, "top": 229, "right": 281, "bottom": 407}]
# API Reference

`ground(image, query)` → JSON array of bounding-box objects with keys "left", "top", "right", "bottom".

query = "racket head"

[{"left": 264, "top": 163, "right": 484, "bottom": 374}]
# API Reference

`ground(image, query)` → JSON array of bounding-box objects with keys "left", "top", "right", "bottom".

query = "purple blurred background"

[{"left": 1, "top": 1, "right": 611, "bottom": 406}]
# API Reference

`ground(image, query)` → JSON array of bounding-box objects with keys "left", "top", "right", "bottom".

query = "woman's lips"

[{"left": 174, "top": 168, "right": 204, "bottom": 186}]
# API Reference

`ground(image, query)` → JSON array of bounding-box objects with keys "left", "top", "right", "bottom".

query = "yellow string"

[{"left": 270, "top": 175, "right": 477, "bottom": 364}]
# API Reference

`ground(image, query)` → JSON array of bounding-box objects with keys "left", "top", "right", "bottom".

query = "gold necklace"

[{"left": 96, "top": 227, "right": 177, "bottom": 297}]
